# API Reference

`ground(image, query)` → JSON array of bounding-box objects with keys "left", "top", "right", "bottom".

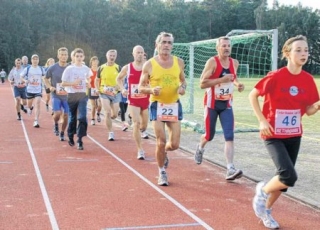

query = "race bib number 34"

[
  {"left": 275, "top": 109, "right": 301, "bottom": 135},
  {"left": 157, "top": 103, "right": 178, "bottom": 122}
]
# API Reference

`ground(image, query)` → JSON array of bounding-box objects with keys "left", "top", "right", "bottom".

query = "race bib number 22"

[{"left": 157, "top": 103, "right": 178, "bottom": 122}]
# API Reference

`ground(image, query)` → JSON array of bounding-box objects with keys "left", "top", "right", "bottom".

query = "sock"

[
  {"left": 227, "top": 163, "right": 234, "bottom": 170},
  {"left": 159, "top": 167, "right": 165, "bottom": 173},
  {"left": 17, "top": 112, "right": 21, "bottom": 116},
  {"left": 20, "top": 104, "right": 24, "bottom": 110}
]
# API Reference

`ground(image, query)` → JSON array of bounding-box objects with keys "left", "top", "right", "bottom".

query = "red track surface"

[{"left": 1, "top": 83, "right": 319, "bottom": 230}]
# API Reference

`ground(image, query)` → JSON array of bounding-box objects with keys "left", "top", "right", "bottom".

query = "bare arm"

[
  {"left": 232, "top": 59, "right": 245, "bottom": 92},
  {"left": 248, "top": 88, "right": 273, "bottom": 136},
  {"left": 177, "top": 58, "right": 187, "bottom": 95},
  {"left": 138, "top": 60, "right": 154, "bottom": 95},
  {"left": 306, "top": 101, "right": 320, "bottom": 115},
  {"left": 116, "top": 64, "right": 128, "bottom": 92}
]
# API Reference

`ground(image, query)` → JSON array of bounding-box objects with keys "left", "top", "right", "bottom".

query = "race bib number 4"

[
  {"left": 214, "top": 82, "right": 234, "bottom": 100},
  {"left": 130, "top": 84, "right": 147, "bottom": 98},
  {"left": 56, "top": 83, "right": 67, "bottom": 95},
  {"left": 275, "top": 109, "right": 301, "bottom": 135},
  {"left": 157, "top": 103, "right": 178, "bottom": 122}
]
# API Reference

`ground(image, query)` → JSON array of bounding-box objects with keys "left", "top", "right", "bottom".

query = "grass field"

[{"left": 180, "top": 77, "right": 320, "bottom": 140}]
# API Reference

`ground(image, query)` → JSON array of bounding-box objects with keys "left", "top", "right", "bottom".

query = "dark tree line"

[{"left": 0, "top": 0, "right": 319, "bottom": 74}]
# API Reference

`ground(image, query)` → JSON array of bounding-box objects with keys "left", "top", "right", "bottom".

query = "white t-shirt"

[
  {"left": 0, "top": 70, "right": 6, "bottom": 78},
  {"left": 61, "top": 65, "right": 92, "bottom": 93},
  {"left": 20, "top": 66, "right": 44, "bottom": 93},
  {"left": 8, "top": 67, "right": 25, "bottom": 87}
]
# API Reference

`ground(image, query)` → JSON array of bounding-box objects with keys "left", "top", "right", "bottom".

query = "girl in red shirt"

[{"left": 249, "top": 35, "right": 320, "bottom": 229}]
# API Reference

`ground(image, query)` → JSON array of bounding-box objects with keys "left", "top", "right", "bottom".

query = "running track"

[{"left": 1, "top": 83, "right": 319, "bottom": 230}]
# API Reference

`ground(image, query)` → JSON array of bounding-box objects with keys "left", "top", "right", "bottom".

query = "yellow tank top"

[
  {"left": 99, "top": 63, "right": 120, "bottom": 93},
  {"left": 150, "top": 56, "right": 181, "bottom": 103}
]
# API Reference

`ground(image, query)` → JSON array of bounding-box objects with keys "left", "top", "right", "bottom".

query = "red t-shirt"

[
  {"left": 89, "top": 69, "right": 97, "bottom": 88},
  {"left": 255, "top": 67, "right": 319, "bottom": 139}
]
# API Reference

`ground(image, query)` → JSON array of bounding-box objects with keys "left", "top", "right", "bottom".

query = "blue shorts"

[
  {"left": 13, "top": 86, "right": 27, "bottom": 99},
  {"left": 149, "top": 100, "right": 183, "bottom": 121},
  {"left": 26, "top": 92, "right": 42, "bottom": 99},
  {"left": 100, "top": 92, "right": 121, "bottom": 103},
  {"left": 52, "top": 97, "right": 69, "bottom": 113},
  {"left": 204, "top": 106, "right": 234, "bottom": 141}
]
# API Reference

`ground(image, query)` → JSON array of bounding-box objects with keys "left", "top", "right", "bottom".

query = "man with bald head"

[{"left": 117, "top": 45, "right": 150, "bottom": 160}]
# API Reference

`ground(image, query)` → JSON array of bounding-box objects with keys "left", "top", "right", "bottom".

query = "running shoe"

[
  {"left": 59, "top": 132, "right": 65, "bottom": 141},
  {"left": 226, "top": 167, "right": 243, "bottom": 180},
  {"left": 33, "top": 120, "right": 40, "bottom": 128},
  {"left": 46, "top": 104, "right": 49, "bottom": 112},
  {"left": 77, "top": 141, "right": 84, "bottom": 150},
  {"left": 253, "top": 181, "right": 268, "bottom": 219},
  {"left": 194, "top": 144, "right": 205, "bottom": 164},
  {"left": 158, "top": 171, "right": 169, "bottom": 186},
  {"left": 91, "top": 119, "right": 95, "bottom": 126},
  {"left": 137, "top": 150, "right": 145, "bottom": 160},
  {"left": 262, "top": 209, "right": 280, "bottom": 229},
  {"left": 122, "top": 124, "right": 128, "bottom": 131},
  {"left": 141, "top": 130, "right": 149, "bottom": 139},
  {"left": 53, "top": 124, "right": 59, "bottom": 136},
  {"left": 108, "top": 132, "right": 115, "bottom": 141},
  {"left": 97, "top": 113, "right": 101, "bottom": 122},
  {"left": 68, "top": 137, "right": 75, "bottom": 146}
]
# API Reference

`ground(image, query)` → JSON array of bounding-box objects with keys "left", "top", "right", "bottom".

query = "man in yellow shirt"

[
  {"left": 139, "top": 32, "right": 187, "bottom": 186},
  {"left": 95, "top": 49, "right": 121, "bottom": 141}
]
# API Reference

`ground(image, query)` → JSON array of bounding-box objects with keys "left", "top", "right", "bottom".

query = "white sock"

[
  {"left": 159, "top": 167, "right": 165, "bottom": 173},
  {"left": 227, "top": 163, "right": 234, "bottom": 170}
]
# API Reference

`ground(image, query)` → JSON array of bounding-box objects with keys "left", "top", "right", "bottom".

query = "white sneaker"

[
  {"left": 91, "top": 119, "right": 95, "bottom": 125},
  {"left": 33, "top": 120, "right": 40, "bottom": 128},
  {"left": 262, "top": 209, "right": 280, "bottom": 229},
  {"left": 108, "top": 132, "right": 115, "bottom": 141},
  {"left": 137, "top": 150, "right": 145, "bottom": 160},
  {"left": 141, "top": 130, "right": 149, "bottom": 139},
  {"left": 158, "top": 171, "right": 169, "bottom": 186}
]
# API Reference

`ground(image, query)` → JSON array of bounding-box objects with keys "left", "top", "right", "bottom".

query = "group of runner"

[{"left": 6, "top": 32, "right": 319, "bottom": 229}]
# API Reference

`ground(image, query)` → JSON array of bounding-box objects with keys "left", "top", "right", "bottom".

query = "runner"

[
  {"left": 44, "top": 47, "right": 69, "bottom": 141},
  {"left": 8, "top": 58, "right": 27, "bottom": 120},
  {"left": 20, "top": 54, "right": 45, "bottom": 128},
  {"left": 87, "top": 56, "right": 102, "bottom": 126},
  {"left": 249, "top": 35, "right": 320, "bottom": 229},
  {"left": 194, "top": 36, "right": 245, "bottom": 181},
  {"left": 43, "top": 58, "right": 55, "bottom": 112},
  {"left": 95, "top": 49, "right": 121, "bottom": 141},
  {"left": 61, "top": 48, "right": 92, "bottom": 150},
  {"left": 117, "top": 45, "right": 150, "bottom": 159},
  {"left": 139, "top": 32, "right": 187, "bottom": 186}
]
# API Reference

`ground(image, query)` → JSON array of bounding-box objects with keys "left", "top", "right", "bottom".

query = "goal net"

[{"left": 172, "top": 29, "right": 278, "bottom": 133}]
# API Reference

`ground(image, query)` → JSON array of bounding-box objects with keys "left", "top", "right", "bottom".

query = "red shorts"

[{"left": 128, "top": 97, "right": 149, "bottom": 110}]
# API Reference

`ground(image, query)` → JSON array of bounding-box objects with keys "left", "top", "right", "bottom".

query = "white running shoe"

[
  {"left": 91, "top": 119, "right": 95, "bottom": 125},
  {"left": 262, "top": 209, "right": 280, "bottom": 229},
  {"left": 158, "top": 171, "right": 169, "bottom": 186},
  {"left": 33, "top": 120, "right": 40, "bottom": 128},
  {"left": 253, "top": 181, "right": 268, "bottom": 219},
  {"left": 108, "top": 132, "right": 115, "bottom": 141},
  {"left": 137, "top": 150, "right": 145, "bottom": 160},
  {"left": 141, "top": 130, "right": 149, "bottom": 139}
]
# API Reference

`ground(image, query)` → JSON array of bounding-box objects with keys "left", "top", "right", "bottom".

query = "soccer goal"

[{"left": 172, "top": 29, "right": 278, "bottom": 115}]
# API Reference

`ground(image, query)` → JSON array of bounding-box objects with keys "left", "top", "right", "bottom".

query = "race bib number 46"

[
  {"left": 157, "top": 103, "right": 178, "bottom": 122},
  {"left": 275, "top": 109, "right": 301, "bottom": 135}
]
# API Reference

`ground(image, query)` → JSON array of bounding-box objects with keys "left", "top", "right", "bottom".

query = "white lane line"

[
  {"left": 88, "top": 135, "right": 214, "bottom": 230},
  {"left": 11, "top": 87, "right": 59, "bottom": 230},
  {"left": 104, "top": 222, "right": 201, "bottom": 229}
]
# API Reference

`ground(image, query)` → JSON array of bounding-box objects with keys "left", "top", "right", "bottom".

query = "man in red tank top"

[
  {"left": 116, "top": 45, "right": 150, "bottom": 160},
  {"left": 194, "top": 36, "right": 245, "bottom": 181}
]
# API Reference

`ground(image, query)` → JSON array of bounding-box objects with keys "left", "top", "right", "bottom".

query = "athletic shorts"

[
  {"left": 13, "top": 86, "right": 27, "bottom": 99},
  {"left": 149, "top": 100, "right": 183, "bottom": 121},
  {"left": 204, "top": 106, "right": 234, "bottom": 141},
  {"left": 100, "top": 92, "right": 121, "bottom": 103},
  {"left": 264, "top": 137, "right": 301, "bottom": 190},
  {"left": 128, "top": 98, "right": 149, "bottom": 111},
  {"left": 26, "top": 92, "right": 42, "bottom": 99},
  {"left": 52, "top": 97, "right": 69, "bottom": 113}
]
